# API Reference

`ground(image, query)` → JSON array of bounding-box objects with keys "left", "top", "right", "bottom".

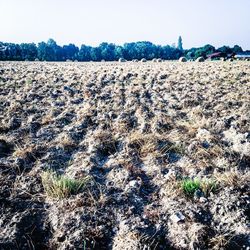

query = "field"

[{"left": 0, "top": 61, "right": 249, "bottom": 249}]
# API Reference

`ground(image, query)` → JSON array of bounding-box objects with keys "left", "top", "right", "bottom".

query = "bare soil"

[{"left": 0, "top": 61, "right": 249, "bottom": 249}]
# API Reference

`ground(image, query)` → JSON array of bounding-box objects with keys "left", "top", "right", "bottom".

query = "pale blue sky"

[{"left": 0, "top": 0, "right": 249, "bottom": 49}]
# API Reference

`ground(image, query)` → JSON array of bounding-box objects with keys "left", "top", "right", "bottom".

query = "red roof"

[{"left": 207, "top": 52, "right": 223, "bottom": 58}]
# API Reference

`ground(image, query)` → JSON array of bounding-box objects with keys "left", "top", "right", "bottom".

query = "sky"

[{"left": 0, "top": 0, "right": 250, "bottom": 50}]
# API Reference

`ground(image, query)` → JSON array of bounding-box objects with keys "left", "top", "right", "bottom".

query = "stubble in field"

[{"left": 0, "top": 61, "right": 249, "bottom": 249}]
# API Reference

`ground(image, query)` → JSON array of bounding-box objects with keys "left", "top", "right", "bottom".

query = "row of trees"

[
  {"left": 0, "top": 38, "right": 245, "bottom": 62},
  {"left": 0, "top": 39, "right": 183, "bottom": 61}
]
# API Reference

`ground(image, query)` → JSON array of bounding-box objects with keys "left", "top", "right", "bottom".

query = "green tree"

[
  {"left": 38, "top": 42, "right": 53, "bottom": 61},
  {"left": 194, "top": 44, "right": 215, "bottom": 59},
  {"left": 4, "top": 43, "right": 22, "bottom": 60},
  {"left": 232, "top": 45, "right": 243, "bottom": 53},
  {"left": 114, "top": 45, "right": 124, "bottom": 60},
  {"left": 123, "top": 41, "right": 159, "bottom": 60},
  {"left": 78, "top": 45, "right": 91, "bottom": 61},
  {"left": 62, "top": 44, "right": 79, "bottom": 60},
  {"left": 217, "top": 46, "right": 232, "bottom": 55},
  {"left": 47, "top": 39, "right": 63, "bottom": 61},
  {"left": 90, "top": 47, "right": 101, "bottom": 61},
  {"left": 99, "top": 43, "right": 116, "bottom": 61},
  {"left": 177, "top": 36, "right": 183, "bottom": 50},
  {"left": 20, "top": 43, "right": 37, "bottom": 60}
]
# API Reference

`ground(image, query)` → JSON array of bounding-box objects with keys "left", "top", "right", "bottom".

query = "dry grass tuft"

[
  {"left": 160, "top": 176, "right": 183, "bottom": 199},
  {"left": 214, "top": 170, "right": 250, "bottom": 188},
  {"left": 126, "top": 131, "right": 159, "bottom": 158},
  {"left": 126, "top": 131, "right": 185, "bottom": 160},
  {"left": 56, "top": 133, "right": 76, "bottom": 149},
  {"left": 13, "top": 143, "right": 36, "bottom": 158},
  {"left": 41, "top": 171, "right": 92, "bottom": 199},
  {"left": 209, "top": 233, "right": 232, "bottom": 250}
]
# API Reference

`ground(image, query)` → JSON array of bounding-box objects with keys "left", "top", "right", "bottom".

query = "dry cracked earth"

[{"left": 0, "top": 61, "right": 250, "bottom": 249}]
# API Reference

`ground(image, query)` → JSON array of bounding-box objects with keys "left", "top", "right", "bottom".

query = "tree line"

[{"left": 0, "top": 38, "right": 246, "bottom": 62}]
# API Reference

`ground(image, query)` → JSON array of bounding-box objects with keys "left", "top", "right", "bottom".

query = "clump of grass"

[
  {"left": 41, "top": 171, "right": 92, "bottom": 199},
  {"left": 182, "top": 178, "right": 217, "bottom": 197},
  {"left": 182, "top": 178, "right": 201, "bottom": 197}
]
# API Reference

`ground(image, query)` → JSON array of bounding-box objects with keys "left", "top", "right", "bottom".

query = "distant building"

[
  {"left": 235, "top": 52, "right": 250, "bottom": 59},
  {"left": 207, "top": 52, "right": 235, "bottom": 60},
  {"left": 207, "top": 52, "right": 224, "bottom": 59}
]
